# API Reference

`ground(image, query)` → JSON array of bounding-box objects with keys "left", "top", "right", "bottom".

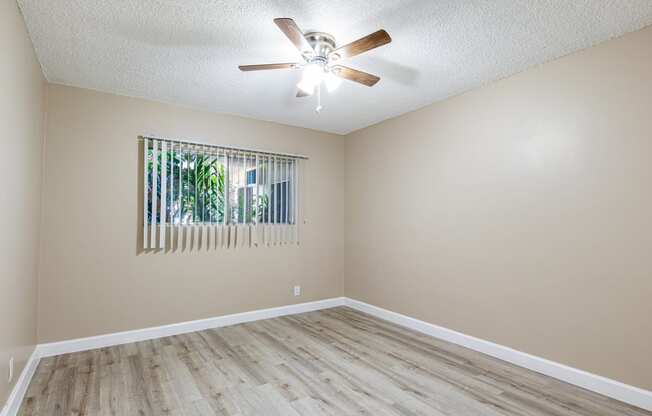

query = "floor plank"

[{"left": 18, "top": 307, "right": 651, "bottom": 416}]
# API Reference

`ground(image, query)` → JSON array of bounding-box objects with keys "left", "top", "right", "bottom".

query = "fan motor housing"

[{"left": 304, "top": 32, "right": 336, "bottom": 58}]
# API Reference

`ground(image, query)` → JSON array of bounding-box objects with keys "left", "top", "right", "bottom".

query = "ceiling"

[{"left": 18, "top": 1, "right": 652, "bottom": 134}]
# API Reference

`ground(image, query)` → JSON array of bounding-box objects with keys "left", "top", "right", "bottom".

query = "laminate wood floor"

[{"left": 18, "top": 307, "right": 650, "bottom": 416}]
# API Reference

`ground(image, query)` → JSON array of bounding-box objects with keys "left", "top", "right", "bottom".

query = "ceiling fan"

[{"left": 239, "top": 18, "right": 391, "bottom": 112}]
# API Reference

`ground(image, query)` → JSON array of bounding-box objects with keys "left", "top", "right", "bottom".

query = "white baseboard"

[
  {"left": 5, "top": 296, "right": 650, "bottom": 414},
  {"left": 0, "top": 348, "right": 40, "bottom": 416},
  {"left": 38, "top": 297, "right": 346, "bottom": 358},
  {"left": 344, "top": 297, "right": 652, "bottom": 412}
]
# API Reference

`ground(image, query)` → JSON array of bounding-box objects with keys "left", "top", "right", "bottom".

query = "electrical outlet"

[
  {"left": 293, "top": 285, "right": 301, "bottom": 297},
  {"left": 8, "top": 357, "right": 14, "bottom": 384}
]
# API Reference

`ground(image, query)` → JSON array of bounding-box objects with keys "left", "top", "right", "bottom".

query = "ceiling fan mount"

[
  {"left": 239, "top": 18, "right": 392, "bottom": 111},
  {"left": 303, "top": 32, "right": 336, "bottom": 59}
]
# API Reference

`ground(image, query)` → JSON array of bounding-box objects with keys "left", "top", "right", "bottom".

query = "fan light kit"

[{"left": 239, "top": 18, "right": 392, "bottom": 113}]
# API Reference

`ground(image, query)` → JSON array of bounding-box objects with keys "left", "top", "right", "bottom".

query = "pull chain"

[{"left": 315, "top": 83, "right": 323, "bottom": 113}]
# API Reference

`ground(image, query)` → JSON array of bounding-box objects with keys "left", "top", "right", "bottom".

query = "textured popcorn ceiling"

[{"left": 18, "top": 0, "right": 652, "bottom": 134}]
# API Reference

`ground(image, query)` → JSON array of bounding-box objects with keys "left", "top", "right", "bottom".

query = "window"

[{"left": 143, "top": 138, "right": 301, "bottom": 249}]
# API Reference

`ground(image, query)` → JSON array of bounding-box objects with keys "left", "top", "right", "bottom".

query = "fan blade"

[
  {"left": 296, "top": 89, "right": 312, "bottom": 98},
  {"left": 331, "top": 65, "right": 380, "bottom": 87},
  {"left": 273, "top": 18, "right": 314, "bottom": 58},
  {"left": 239, "top": 63, "right": 299, "bottom": 71},
  {"left": 329, "top": 29, "right": 391, "bottom": 61}
]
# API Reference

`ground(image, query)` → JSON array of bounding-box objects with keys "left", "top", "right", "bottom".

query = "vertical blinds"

[{"left": 143, "top": 137, "right": 302, "bottom": 250}]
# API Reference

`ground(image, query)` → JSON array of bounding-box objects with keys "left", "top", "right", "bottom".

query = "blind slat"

[
  {"left": 225, "top": 153, "right": 230, "bottom": 226},
  {"left": 176, "top": 142, "right": 183, "bottom": 249},
  {"left": 159, "top": 141, "right": 167, "bottom": 248},
  {"left": 170, "top": 141, "right": 175, "bottom": 245},
  {"left": 295, "top": 159, "right": 300, "bottom": 245},
  {"left": 143, "top": 139, "right": 149, "bottom": 249},
  {"left": 150, "top": 141, "right": 158, "bottom": 248},
  {"left": 267, "top": 156, "right": 272, "bottom": 245},
  {"left": 284, "top": 159, "right": 289, "bottom": 224}
]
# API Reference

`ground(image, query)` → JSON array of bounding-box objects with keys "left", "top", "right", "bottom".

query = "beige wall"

[
  {"left": 345, "top": 26, "right": 652, "bottom": 390},
  {"left": 38, "top": 84, "right": 345, "bottom": 343},
  {"left": 0, "top": 0, "right": 45, "bottom": 408}
]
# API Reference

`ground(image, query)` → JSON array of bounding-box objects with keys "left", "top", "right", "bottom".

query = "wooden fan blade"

[
  {"left": 273, "top": 18, "right": 314, "bottom": 58},
  {"left": 238, "top": 63, "right": 299, "bottom": 71},
  {"left": 329, "top": 29, "right": 391, "bottom": 60},
  {"left": 331, "top": 65, "right": 380, "bottom": 87},
  {"left": 296, "top": 89, "right": 312, "bottom": 98}
]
